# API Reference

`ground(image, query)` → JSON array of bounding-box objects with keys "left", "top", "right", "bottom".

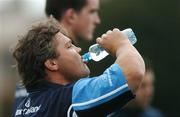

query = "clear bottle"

[{"left": 82, "top": 28, "right": 137, "bottom": 62}]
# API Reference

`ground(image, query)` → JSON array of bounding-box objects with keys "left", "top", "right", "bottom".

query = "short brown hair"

[
  {"left": 45, "top": 0, "right": 87, "bottom": 20},
  {"left": 13, "top": 18, "right": 66, "bottom": 89}
]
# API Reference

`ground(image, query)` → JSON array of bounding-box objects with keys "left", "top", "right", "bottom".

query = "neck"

[
  {"left": 59, "top": 21, "right": 78, "bottom": 44},
  {"left": 45, "top": 71, "right": 70, "bottom": 85}
]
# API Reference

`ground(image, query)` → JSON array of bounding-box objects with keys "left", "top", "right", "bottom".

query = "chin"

[
  {"left": 83, "top": 34, "right": 93, "bottom": 41},
  {"left": 82, "top": 70, "right": 90, "bottom": 77},
  {"left": 81, "top": 69, "right": 90, "bottom": 78}
]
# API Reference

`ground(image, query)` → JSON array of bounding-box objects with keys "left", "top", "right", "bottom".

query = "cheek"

[
  {"left": 74, "top": 21, "right": 93, "bottom": 40},
  {"left": 59, "top": 58, "right": 81, "bottom": 77},
  {"left": 79, "top": 14, "right": 92, "bottom": 27},
  {"left": 65, "top": 57, "right": 80, "bottom": 68},
  {"left": 58, "top": 53, "right": 79, "bottom": 69}
]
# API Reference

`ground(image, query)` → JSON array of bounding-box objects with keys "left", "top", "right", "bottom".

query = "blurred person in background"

[
  {"left": 45, "top": 0, "right": 101, "bottom": 44},
  {"left": 12, "top": 18, "right": 145, "bottom": 117},
  {"left": 109, "top": 57, "right": 165, "bottom": 117}
]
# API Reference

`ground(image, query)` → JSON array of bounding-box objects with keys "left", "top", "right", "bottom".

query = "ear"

[
  {"left": 64, "top": 8, "right": 78, "bottom": 24},
  {"left": 44, "top": 59, "right": 58, "bottom": 71}
]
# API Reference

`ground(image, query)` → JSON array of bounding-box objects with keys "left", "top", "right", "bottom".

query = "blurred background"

[{"left": 0, "top": 0, "right": 180, "bottom": 116}]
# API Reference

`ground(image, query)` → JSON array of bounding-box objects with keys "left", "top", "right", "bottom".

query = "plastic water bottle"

[{"left": 82, "top": 28, "right": 137, "bottom": 62}]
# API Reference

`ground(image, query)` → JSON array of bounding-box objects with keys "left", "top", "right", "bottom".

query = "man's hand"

[
  {"left": 97, "top": 28, "right": 145, "bottom": 93},
  {"left": 96, "top": 28, "right": 130, "bottom": 56}
]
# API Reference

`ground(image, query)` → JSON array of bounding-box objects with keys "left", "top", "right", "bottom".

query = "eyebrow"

[
  {"left": 64, "top": 39, "right": 72, "bottom": 47},
  {"left": 90, "top": 8, "right": 98, "bottom": 13},
  {"left": 67, "top": 39, "right": 72, "bottom": 44}
]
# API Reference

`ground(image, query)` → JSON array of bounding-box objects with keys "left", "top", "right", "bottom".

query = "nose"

[
  {"left": 95, "top": 14, "right": 101, "bottom": 25},
  {"left": 76, "top": 46, "right": 82, "bottom": 53}
]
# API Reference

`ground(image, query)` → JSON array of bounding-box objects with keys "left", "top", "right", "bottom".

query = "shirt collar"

[{"left": 27, "top": 80, "right": 74, "bottom": 93}]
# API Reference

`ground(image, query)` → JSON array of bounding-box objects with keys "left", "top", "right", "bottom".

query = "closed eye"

[
  {"left": 67, "top": 43, "right": 73, "bottom": 48},
  {"left": 65, "top": 40, "right": 73, "bottom": 48}
]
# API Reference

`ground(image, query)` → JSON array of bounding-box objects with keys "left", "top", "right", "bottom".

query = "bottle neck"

[{"left": 82, "top": 52, "right": 92, "bottom": 62}]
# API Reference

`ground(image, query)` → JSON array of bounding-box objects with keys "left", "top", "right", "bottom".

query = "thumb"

[{"left": 96, "top": 37, "right": 102, "bottom": 44}]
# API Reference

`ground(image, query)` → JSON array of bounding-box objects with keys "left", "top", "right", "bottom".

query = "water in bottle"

[{"left": 82, "top": 28, "right": 137, "bottom": 62}]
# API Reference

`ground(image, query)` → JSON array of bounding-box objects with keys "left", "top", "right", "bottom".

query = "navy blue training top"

[{"left": 13, "top": 64, "right": 134, "bottom": 117}]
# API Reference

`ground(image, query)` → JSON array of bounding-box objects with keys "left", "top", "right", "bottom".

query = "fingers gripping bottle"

[{"left": 82, "top": 28, "right": 137, "bottom": 62}]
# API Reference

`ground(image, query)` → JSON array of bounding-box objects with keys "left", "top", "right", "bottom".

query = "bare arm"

[{"left": 96, "top": 28, "right": 145, "bottom": 93}]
